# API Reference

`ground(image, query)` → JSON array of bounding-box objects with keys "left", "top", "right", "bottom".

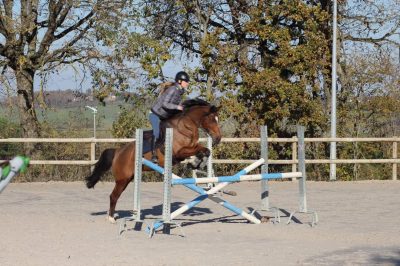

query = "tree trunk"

[{"left": 15, "top": 69, "right": 41, "bottom": 155}]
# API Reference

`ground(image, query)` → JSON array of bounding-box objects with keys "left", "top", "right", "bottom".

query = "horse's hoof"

[
  {"left": 199, "top": 157, "right": 208, "bottom": 169},
  {"left": 261, "top": 216, "right": 270, "bottom": 223},
  {"left": 186, "top": 156, "right": 201, "bottom": 169},
  {"left": 107, "top": 216, "right": 117, "bottom": 224},
  {"left": 222, "top": 190, "right": 237, "bottom": 196}
]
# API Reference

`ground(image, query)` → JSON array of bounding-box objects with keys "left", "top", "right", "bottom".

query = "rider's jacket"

[{"left": 151, "top": 83, "right": 184, "bottom": 119}]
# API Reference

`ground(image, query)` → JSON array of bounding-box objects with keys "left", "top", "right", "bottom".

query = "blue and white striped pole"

[{"left": 171, "top": 172, "right": 302, "bottom": 185}]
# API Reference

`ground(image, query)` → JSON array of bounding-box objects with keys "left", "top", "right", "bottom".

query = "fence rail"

[{"left": 1, "top": 137, "right": 398, "bottom": 180}]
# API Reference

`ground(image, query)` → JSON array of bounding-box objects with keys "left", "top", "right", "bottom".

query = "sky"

[
  {"left": 9, "top": 0, "right": 399, "bottom": 94},
  {"left": 37, "top": 58, "right": 186, "bottom": 93}
]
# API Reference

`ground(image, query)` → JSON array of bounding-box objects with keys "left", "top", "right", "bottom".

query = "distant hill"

[
  {"left": 0, "top": 90, "right": 136, "bottom": 137},
  {"left": 0, "top": 89, "right": 119, "bottom": 108}
]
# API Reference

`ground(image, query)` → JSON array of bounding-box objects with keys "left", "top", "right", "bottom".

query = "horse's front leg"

[{"left": 176, "top": 144, "right": 210, "bottom": 169}]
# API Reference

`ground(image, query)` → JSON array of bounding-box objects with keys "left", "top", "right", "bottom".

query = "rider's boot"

[{"left": 151, "top": 136, "right": 158, "bottom": 164}]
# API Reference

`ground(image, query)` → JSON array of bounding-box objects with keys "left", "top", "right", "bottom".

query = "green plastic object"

[
  {"left": 0, "top": 156, "right": 30, "bottom": 181},
  {"left": 0, "top": 165, "right": 11, "bottom": 181},
  {"left": 19, "top": 156, "right": 30, "bottom": 173}
]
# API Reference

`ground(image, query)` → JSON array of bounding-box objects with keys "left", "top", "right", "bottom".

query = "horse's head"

[
  {"left": 200, "top": 105, "right": 222, "bottom": 146},
  {"left": 182, "top": 99, "right": 222, "bottom": 146}
]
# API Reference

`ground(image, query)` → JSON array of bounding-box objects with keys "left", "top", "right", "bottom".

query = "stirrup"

[{"left": 151, "top": 154, "right": 158, "bottom": 164}]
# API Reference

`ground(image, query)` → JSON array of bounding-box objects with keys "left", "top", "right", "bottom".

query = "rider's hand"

[{"left": 177, "top": 105, "right": 184, "bottom": 111}]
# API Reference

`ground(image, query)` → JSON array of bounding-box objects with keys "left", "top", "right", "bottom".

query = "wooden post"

[
  {"left": 393, "top": 141, "right": 397, "bottom": 180},
  {"left": 90, "top": 140, "right": 96, "bottom": 172},
  {"left": 291, "top": 137, "right": 297, "bottom": 182},
  {"left": 292, "top": 137, "right": 297, "bottom": 173}
]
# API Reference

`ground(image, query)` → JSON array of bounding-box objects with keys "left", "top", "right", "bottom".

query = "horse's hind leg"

[{"left": 108, "top": 178, "right": 132, "bottom": 223}]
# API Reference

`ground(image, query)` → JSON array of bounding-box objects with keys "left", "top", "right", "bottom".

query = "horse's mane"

[{"left": 182, "top": 98, "right": 211, "bottom": 109}]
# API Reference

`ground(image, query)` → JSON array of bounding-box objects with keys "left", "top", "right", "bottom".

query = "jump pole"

[{"left": 171, "top": 172, "right": 302, "bottom": 185}]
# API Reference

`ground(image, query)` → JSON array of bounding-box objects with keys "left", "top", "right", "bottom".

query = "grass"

[{"left": 0, "top": 101, "right": 131, "bottom": 138}]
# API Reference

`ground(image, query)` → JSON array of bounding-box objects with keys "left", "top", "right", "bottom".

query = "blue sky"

[
  {"left": 29, "top": 0, "right": 399, "bottom": 93},
  {"left": 37, "top": 57, "right": 186, "bottom": 92}
]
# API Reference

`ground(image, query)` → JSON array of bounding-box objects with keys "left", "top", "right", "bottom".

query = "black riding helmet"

[{"left": 175, "top": 71, "right": 190, "bottom": 82}]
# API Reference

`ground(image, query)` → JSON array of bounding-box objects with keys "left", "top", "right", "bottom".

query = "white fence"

[{"left": 0, "top": 137, "right": 399, "bottom": 180}]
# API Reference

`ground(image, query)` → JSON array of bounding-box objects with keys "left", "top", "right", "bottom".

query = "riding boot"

[{"left": 151, "top": 136, "right": 158, "bottom": 164}]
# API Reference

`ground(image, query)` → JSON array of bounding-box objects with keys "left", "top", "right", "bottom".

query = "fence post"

[
  {"left": 292, "top": 136, "right": 297, "bottom": 173},
  {"left": 291, "top": 136, "right": 298, "bottom": 182},
  {"left": 393, "top": 140, "right": 398, "bottom": 181},
  {"left": 90, "top": 140, "right": 96, "bottom": 172}
]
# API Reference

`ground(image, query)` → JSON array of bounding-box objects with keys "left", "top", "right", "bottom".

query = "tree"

[
  {"left": 340, "top": 50, "right": 400, "bottom": 137},
  {"left": 0, "top": 0, "right": 131, "bottom": 153},
  {"left": 132, "top": 0, "right": 332, "bottom": 138},
  {"left": 339, "top": 0, "right": 400, "bottom": 119},
  {"left": 341, "top": 0, "right": 400, "bottom": 49}
]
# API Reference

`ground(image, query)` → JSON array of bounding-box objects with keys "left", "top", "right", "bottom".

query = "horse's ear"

[{"left": 210, "top": 105, "right": 220, "bottom": 113}]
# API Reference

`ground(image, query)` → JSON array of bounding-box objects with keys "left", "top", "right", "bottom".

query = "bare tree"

[
  {"left": 341, "top": 0, "right": 400, "bottom": 49},
  {"left": 0, "top": 0, "right": 130, "bottom": 153}
]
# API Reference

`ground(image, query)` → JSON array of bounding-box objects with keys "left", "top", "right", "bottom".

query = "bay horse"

[{"left": 85, "top": 99, "right": 222, "bottom": 223}]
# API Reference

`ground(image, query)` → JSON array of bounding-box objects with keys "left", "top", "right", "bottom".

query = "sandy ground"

[{"left": 0, "top": 180, "right": 399, "bottom": 266}]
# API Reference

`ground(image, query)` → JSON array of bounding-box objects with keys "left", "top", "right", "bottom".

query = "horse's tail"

[{"left": 85, "top": 148, "right": 116, "bottom": 189}]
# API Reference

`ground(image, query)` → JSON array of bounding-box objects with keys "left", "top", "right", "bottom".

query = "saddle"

[{"left": 142, "top": 120, "right": 168, "bottom": 155}]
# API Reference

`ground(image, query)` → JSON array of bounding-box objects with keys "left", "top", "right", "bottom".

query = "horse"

[{"left": 85, "top": 99, "right": 222, "bottom": 223}]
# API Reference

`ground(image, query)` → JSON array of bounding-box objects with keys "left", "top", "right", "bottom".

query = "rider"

[{"left": 149, "top": 71, "right": 190, "bottom": 163}]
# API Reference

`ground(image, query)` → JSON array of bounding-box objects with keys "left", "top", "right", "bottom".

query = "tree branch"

[
  {"left": 35, "top": 0, "right": 67, "bottom": 60},
  {"left": 2, "top": 0, "right": 14, "bottom": 41},
  {"left": 41, "top": 21, "right": 93, "bottom": 66},
  {"left": 54, "top": 10, "right": 94, "bottom": 40}
]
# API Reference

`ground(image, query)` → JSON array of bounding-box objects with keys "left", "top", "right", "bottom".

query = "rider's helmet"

[{"left": 175, "top": 71, "right": 190, "bottom": 83}]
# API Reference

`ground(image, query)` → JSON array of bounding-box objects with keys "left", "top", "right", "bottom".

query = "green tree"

[
  {"left": 112, "top": 94, "right": 150, "bottom": 138},
  {"left": 132, "top": 0, "right": 332, "bottom": 138}
]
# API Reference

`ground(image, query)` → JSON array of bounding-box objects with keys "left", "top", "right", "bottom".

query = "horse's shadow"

[
  {"left": 90, "top": 202, "right": 250, "bottom": 226},
  {"left": 90, "top": 202, "right": 213, "bottom": 219}
]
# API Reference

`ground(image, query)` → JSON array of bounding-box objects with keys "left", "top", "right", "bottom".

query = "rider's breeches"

[{"left": 149, "top": 112, "right": 160, "bottom": 140}]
